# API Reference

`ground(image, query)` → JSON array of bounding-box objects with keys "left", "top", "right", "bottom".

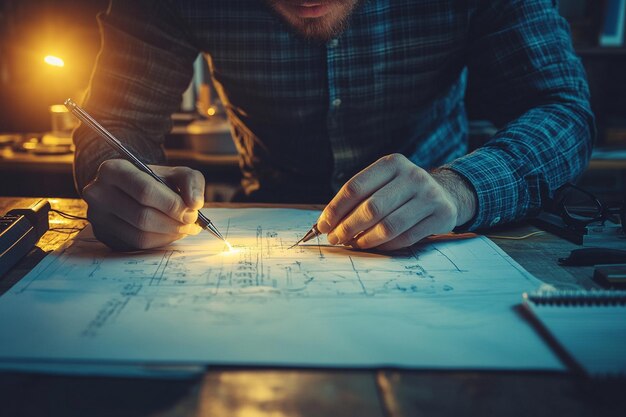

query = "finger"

[
  {"left": 87, "top": 207, "right": 187, "bottom": 251},
  {"left": 327, "top": 177, "right": 415, "bottom": 245},
  {"left": 374, "top": 213, "right": 455, "bottom": 252},
  {"left": 84, "top": 182, "right": 202, "bottom": 235},
  {"left": 318, "top": 154, "right": 406, "bottom": 234},
  {"left": 351, "top": 198, "right": 434, "bottom": 249},
  {"left": 153, "top": 165, "right": 205, "bottom": 210},
  {"left": 96, "top": 159, "right": 193, "bottom": 224}
]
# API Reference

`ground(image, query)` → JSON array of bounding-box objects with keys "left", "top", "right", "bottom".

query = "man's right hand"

[{"left": 82, "top": 159, "right": 205, "bottom": 251}]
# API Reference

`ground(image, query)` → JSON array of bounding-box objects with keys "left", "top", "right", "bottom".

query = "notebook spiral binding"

[{"left": 524, "top": 290, "right": 626, "bottom": 306}]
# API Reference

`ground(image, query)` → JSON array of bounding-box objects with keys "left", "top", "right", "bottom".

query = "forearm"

[
  {"left": 451, "top": 0, "right": 595, "bottom": 230},
  {"left": 444, "top": 101, "right": 594, "bottom": 230},
  {"left": 72, "top": 0, "right": 198, "bottom": 194},
  {"left": 431, "top": 168, "right": 477, "bottom": 228}
]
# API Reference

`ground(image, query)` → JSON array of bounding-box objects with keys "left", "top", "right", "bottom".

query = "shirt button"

[
  {"left": 328, "top": 38, "right": 339, "bottom": 48},
  {"left": 332, "top": 98, "right": 342, "bottom": 108},
  {"left": 489, "top": 216, "right": 501, "bottom": 227}
]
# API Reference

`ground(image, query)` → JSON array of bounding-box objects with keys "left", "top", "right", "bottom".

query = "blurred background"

[
  {"left": 0, "top": 0, "right": 107, "bottom": 132},
  {"left": 0, "top": 0, "right": 624, "bottom": 205},
  {"left": 0, "top": 0, "right": 238, "bottom": 199}
]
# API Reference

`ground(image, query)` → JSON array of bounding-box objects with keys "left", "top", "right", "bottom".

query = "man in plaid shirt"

[{"left": 74, "top": 0, "right": 594, "bottom": 251}]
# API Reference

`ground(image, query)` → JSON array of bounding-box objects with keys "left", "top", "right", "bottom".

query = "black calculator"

[{"left": 0, "top": 200, "right": 50, "bottom": 278}]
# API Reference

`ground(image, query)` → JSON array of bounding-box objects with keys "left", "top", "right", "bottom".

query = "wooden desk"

[{"left": 0, "top": 197, "right": 624, "bottom": 417}]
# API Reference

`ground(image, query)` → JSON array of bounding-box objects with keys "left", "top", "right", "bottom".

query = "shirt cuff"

[
  {"left": 73, "top": 140, "right": 119, "bottom": 197},
  {"left": 442, "top": 148, "right": 528, "bottom": 231}
]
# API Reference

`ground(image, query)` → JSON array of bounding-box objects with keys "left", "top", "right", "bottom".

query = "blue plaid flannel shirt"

[{"left": 74, "top": 0, "right": 594, "bottom": 230}]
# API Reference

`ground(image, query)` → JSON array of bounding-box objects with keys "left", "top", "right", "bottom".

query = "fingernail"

[
  {"left": 328, "top": 233, "right": 339, "bottom": 245},
  {"left": 183, "top": 210, "right": 197, "bottom": 224}
]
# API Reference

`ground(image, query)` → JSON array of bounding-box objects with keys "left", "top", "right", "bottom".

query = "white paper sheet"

[{"left": 0, "top": 208, "right": 564, "bottom": 371}]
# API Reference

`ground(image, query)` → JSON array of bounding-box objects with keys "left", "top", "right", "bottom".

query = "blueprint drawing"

[{"left": 0, "top": 208, "right": 564, "bottom": 371}]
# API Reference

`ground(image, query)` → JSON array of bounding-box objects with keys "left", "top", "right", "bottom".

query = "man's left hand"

[{"left": 316, "top": 154, "right": 477, "bottom": 251}]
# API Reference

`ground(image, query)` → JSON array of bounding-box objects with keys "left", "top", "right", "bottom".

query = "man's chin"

[
  {"left": 266, "top": 0, "right": 358, "bottom": 42},
  {"left": 289, "top": 18, "right": 347, "bottom": 42}
]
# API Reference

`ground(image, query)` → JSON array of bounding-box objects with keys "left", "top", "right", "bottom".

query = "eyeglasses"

[{"left": 554, "top": 183, "right": 625, "bottom": 231}]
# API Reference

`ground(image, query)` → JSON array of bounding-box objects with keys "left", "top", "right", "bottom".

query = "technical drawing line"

[
  {"left": 149, "top": 251, "right": 175, "bottom": 286},
  {"left": 15, "top": 243, "right": 71, "bottom": 294},
  {"left": 316, "top": 234, "right": 325, "bottom": 259},
  {"left": 212, "top": 268, "right": 225, "bottom": 296},
  {"left": 224, "top": 218, "right": 232, "bottom": 251},
  {"left": 433, "top": 247, "right": 462, "bottom": 273},
  {"left": 349, "top": 256, "right": 368, "bottom": 295}
]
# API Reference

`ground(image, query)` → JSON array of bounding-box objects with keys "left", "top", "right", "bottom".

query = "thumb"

[{"left": 153, "top": 165, "right": 205, "bottom": 210}]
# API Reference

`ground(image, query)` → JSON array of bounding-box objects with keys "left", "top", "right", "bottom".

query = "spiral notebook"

[{"left": 523, "top": 291, "right": 626, "bottom": 377}]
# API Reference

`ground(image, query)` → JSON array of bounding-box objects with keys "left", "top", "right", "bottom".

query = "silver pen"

[
  {"left": 64, "top": 98, "right": 226, "bottom": 243},
  {"left": 289, "top": 223, "right": 321, "bottom": 249}
]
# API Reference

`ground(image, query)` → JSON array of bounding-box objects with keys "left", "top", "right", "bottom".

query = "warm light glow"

[
  {"left": 44, "top": 55, "right": 64, "bottom": 67},
  {"left": 221, "top": 240, "right": 240, "bottom": 255},
  {"left": 206, "top": 107, "right": 216, "bottom": 116},
  {"left": 49, "top": 104, "right": 67, "bottom": 113}
]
